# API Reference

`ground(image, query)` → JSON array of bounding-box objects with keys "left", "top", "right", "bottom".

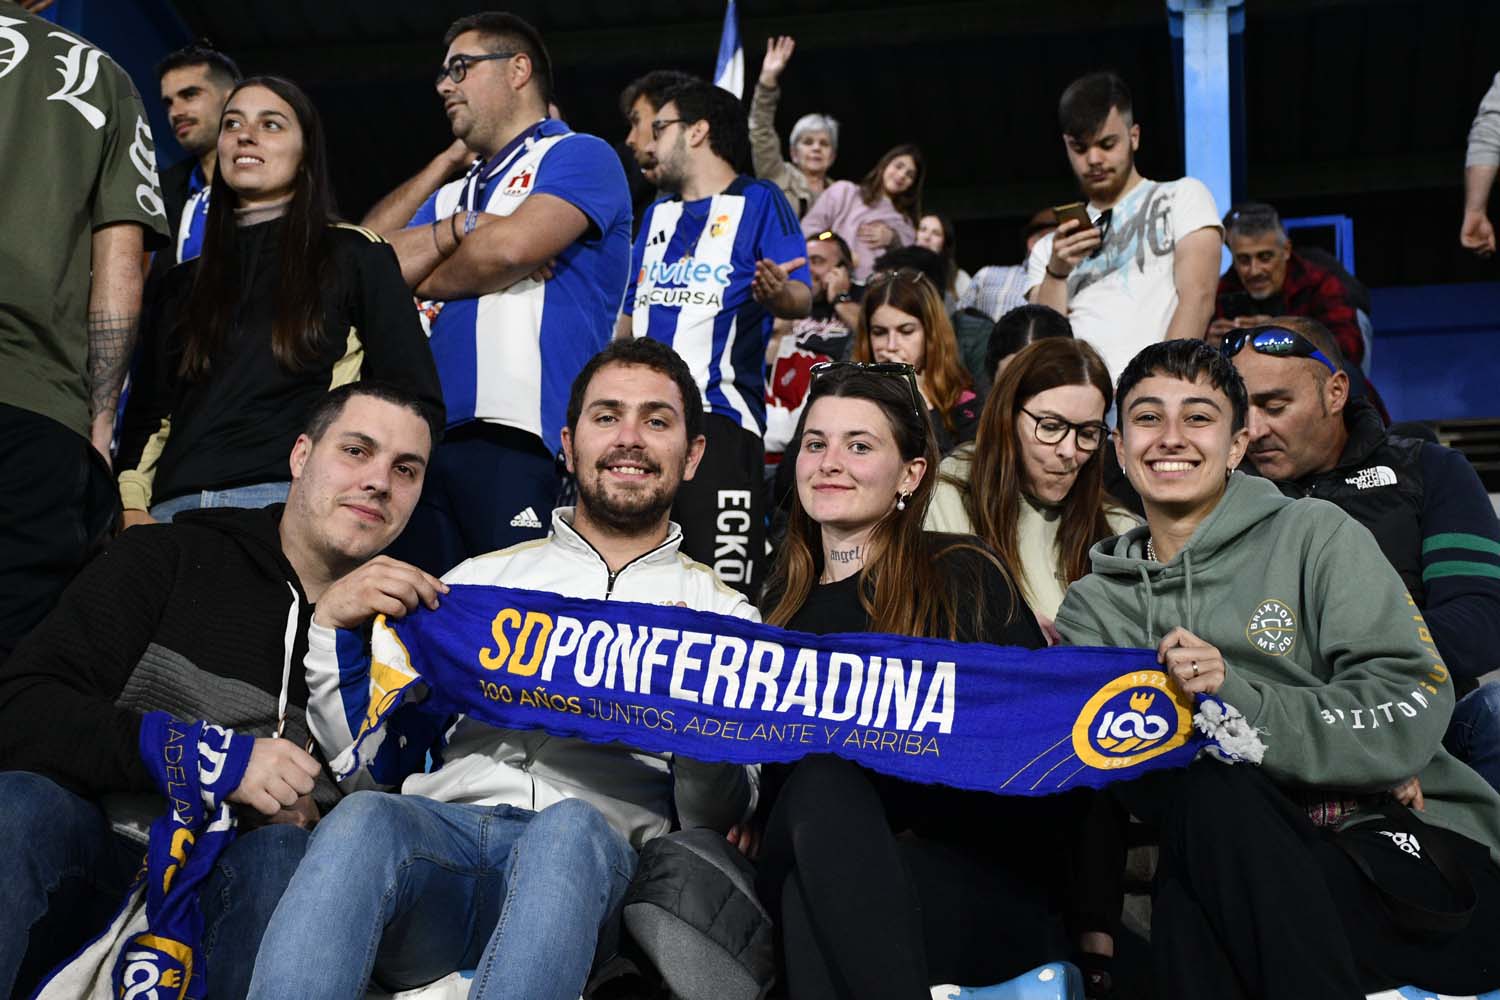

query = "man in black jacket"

[
  {"left": 0, "top": 382, "right": 444, "bottom": 999},
  {"left": 1230, "top": 317, "right": 1500, "bottom": 794}
]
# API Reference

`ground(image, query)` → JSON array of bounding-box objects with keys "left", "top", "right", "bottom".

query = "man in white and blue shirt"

[
  {"left": 619, "top": 80, "right": 811, "bottom": 595},
  {"left": 363, "top": 12, "right": 632, "bottom": 576}
]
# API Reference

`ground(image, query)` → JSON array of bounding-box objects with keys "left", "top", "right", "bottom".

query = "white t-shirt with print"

[{"left": 1026, "top": 176, "right": 1220, "bottom": 382}]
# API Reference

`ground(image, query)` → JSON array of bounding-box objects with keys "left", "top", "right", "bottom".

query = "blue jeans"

[
  {"left": 1445, "top": 681, "right": 1500, "bottom": 793},
  {"left": 247, "top": 792, "right": 637, "bottom": 1000},
  {"left": 150, "top": 480, "right": 291, "bottom": 521},
  {"left": 0, "top": 770, "right": 308, "bottom": 999}
]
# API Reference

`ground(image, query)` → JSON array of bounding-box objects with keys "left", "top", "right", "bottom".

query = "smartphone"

[{"left": 1052, "top": 202, "right": 1093, "bottom": 233}]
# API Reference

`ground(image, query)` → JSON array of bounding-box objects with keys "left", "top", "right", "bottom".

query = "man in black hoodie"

[
  {"left": 1230, "top": 316, "right": 1500, "bottom": 795},
  {"left": 0, "top": 381, "right": 444, "bottom": 999}
]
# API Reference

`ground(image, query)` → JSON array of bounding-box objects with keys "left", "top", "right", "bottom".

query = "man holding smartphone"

[{"left": 1027, "top": 72, "right": 1222, "bottom": 382}]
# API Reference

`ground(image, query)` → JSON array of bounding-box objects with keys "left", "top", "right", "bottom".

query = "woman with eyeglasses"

[
  {"left": 853, "top": 268, "right": 980, "bottom": 455},
  {"left": 801, "top": 144, "right": 924, "bottom": 281},
  {"left": 928, "top": 338, "right": 1138, "bottom": 638},
  {"left": 751, "top": 363, "right": 1099, "bottom": 1000},
  {"left": 117, "top": 76, "right": 442, "bottom": 525}
]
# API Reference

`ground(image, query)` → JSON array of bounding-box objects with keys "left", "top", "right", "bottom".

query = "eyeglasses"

[
  {"left": 1019, "top": 407, "right": 1106, "bottom": 452},
  {"left": 436, "top": 51, "right": 517, "bottom": 88},
  {"left": 809, "top": 361, "right": 925, "bottom": 424},
  {"left": 650, "top": 118, "right": 687, "bottom": 140},
  {"left": 1221, "top": 325, "right": 1337, "bottom": 375}
]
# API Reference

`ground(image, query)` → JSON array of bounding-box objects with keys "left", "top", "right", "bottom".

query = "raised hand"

[{"left": 759, "top": 36, "right": 796, "bottom": 87}]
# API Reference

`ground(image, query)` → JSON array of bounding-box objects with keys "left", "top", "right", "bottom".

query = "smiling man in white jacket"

[{"left": 249, "top": 338, "right": 758, "bottom": 1000}]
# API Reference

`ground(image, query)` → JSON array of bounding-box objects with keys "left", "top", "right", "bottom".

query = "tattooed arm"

[{"left": 86, "top": 223, "right": 147, "bottom": 465}]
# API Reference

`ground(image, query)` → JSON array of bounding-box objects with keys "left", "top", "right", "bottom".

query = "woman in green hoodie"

[{"left": 1055, "top": 339, "right": 1500, "bottom": 998}]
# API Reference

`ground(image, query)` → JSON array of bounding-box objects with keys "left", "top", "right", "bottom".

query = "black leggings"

[
  {"left": 1155, "top": 759, "right": 1500, "bottom": 999},
  {"left": 755, "top": 755, "right": 1075, "bottom": 1000}
]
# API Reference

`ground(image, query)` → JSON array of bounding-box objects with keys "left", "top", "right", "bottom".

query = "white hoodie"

[{"left": 305, "top": 507, "right": 759, "bottom": 848}]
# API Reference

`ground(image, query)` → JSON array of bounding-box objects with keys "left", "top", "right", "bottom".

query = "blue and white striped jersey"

[
  {"left": 624, "top": 176, "right": 810, "bottom": 436},
  {"left": 408, "top": 118, "right": 632, "bottom": 453}
]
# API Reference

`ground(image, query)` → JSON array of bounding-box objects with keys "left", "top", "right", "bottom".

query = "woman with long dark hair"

[
  {"left": 118, "top": 76, "right": 442, "bottom": 524},
  {"left": 754, "top": 363, "right": 1097, "bottom": 1000},
  {"left": 915, "top": 211, "right": 971, "bottom": 308},
  {"left": 928, "top": 338, "right": 1137, "bottom": 635},
  {"left": 800, "top": 143, "right": 923, "bottom": 281},
  {"left": 852, "top": 268, "right": 980, "bottom": 454}
]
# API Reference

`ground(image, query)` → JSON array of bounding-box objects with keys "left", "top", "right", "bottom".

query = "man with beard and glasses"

[
  {"left": 618, "top": 68, "right": 697, "bottom": 213},
  {"left": 248, "top": 337, "right": 759, "bottom": 1000},
  {"left": 617, "top": 79, "right": 811, "bottom": 597},
  {"left": 360, "top": 12, "right": 632, "bottom": 577},
  {"left": 1026, "top": 71, "right": 1223, "bottom": 383}
]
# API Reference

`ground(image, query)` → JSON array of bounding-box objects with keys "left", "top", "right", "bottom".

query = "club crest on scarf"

[
  {"left": 1071, "top": 670, "right": 1193, "bottom": 770},
  {"left": 112, "top": 713, "right": 254, "bottom": 1000}
]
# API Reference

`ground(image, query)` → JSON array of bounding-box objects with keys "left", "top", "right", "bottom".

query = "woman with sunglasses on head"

[
  {"left": 928, "top": 338, "right": 1138, "bottom": 640},
  {"left": 752, "top": 363, "right": 1101, "bottom": 1000},
  {"left": 854, "top": 268, "right": 981, "bottom": 455},
  {"left": 118, "top": 76, "right": 442, "bottom": 524},
  {"left": 1054, "top": 339, "right": 1500, "bottom": 999},
  {"left": 801, "top": 144, "right": 924, "bottom": 281}
]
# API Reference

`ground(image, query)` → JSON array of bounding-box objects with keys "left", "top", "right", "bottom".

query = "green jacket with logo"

[{"left": 1055, "top": 472, "right": 1500, "bottom": 865}]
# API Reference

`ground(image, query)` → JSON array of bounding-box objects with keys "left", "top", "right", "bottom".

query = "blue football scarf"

[
  {"left": 337, "top": 585, "right": 1261, "bottom": 794},
  {"left": 114, "top": 712, "right": 255, "bottom": 999}
]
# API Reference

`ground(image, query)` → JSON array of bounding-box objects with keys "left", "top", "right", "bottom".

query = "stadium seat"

[{"left": 930, "top": 962, "right": 1084, "bottom": 1000}]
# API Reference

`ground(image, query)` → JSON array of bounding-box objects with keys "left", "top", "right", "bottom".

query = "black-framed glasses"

[
  {"left": 650, "top": 118, "right": 687, "bottom": 140},
  {"left": 809, "top": 361, "right": 924, "bottom": 424},
  {"left": 1221, "top": 325, "right": 1337, "bottom": 375},
  {"left": 1019, "top": 407, "right": 1106, "bottom": 452},
  {"left": 436, "top": 52, "right": 517, "bottom": 88}
]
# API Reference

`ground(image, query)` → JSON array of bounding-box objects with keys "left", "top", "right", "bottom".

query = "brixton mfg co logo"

[
  {"left": 1071, "top": 670, "right": 1192, "bottom": 771},
  {"left": 1246, "top": 598, "right": 1297, "bottom": 656}
]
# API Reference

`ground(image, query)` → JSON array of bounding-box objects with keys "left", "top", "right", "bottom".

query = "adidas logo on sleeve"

[{"left": 509, "top": 507, "right": 544, "bottom": 530}]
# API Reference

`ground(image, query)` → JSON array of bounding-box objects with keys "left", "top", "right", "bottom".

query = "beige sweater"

[{"left": 926, "top": 446, "right": 1139, "bottom": 619}]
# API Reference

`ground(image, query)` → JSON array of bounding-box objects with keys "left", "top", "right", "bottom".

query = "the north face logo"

[{"left": 1346, "top": 466, "right": 1397, "bottom": 490}]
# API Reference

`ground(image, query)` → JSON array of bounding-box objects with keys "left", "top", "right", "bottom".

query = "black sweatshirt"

[
  {"left": 119, "top": 219, "right": 444, "bottom": 509},
  {"left": 0, "top": 505, "right": 336, "bottom": 808}
]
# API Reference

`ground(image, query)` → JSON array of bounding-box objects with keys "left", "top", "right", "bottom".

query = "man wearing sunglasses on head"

[
  {"left": 1229, "top": 317, "right": 1500, "bottom": 796},
  {"left": 360, "top": 12, "right": 632, "bottom": 577}
]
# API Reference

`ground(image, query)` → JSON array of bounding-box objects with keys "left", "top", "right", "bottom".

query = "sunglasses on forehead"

[
  {"left": 1221, "top": 326, "right": 1338, "bottom": 375},
  {"left": 808, "top": 361, "right": 925, "bottom": 424}
]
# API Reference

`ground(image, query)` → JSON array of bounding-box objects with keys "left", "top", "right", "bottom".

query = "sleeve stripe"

[
  {"left": 1422, "top": 532, "right": 1500, "bottom": 558},
  {"left": 1422, "top": 560, "right": 1500, "bottom": 583}
]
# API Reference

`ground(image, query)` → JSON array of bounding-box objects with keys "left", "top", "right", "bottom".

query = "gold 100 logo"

[{"left": 1071, "top": 671, "right": 1193, "bottom": 770}]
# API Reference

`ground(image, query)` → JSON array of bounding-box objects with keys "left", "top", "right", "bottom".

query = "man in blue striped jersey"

[
  {"left": 363, "top": 12, "right": 632, "bottom": 577},
  {"left": 617, "top": 80, "right": 811, "bottom": 596}
]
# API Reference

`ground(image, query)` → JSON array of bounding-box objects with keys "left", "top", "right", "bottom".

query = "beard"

[
  {"left": 652, "top": 134, "right": 688, "bottom": 193},
  {"left": 576, "top": 450, "right": 681, "bottom": 536}
]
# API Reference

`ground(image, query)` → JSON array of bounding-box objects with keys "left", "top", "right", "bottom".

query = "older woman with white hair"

[{"left": 750, "top": 35, "right": 838, "bottom": 218}]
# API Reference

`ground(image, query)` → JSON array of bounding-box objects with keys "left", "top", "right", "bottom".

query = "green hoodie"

[{"left": 1056, "top": 473, "right": 1500, "bottom": 865}]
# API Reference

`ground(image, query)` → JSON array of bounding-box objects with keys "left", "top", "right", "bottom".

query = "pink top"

[{"left": 800, "top": 180, "right": 915, "bottom": 281}]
